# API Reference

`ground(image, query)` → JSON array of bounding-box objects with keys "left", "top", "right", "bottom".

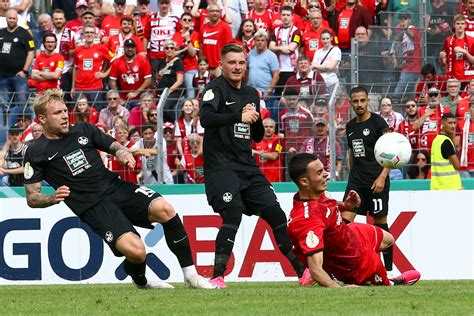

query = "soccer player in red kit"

[
  {"left": 287, "top": 153, "right": 421, "bottom": 287},
  {"left": 31, "top": 33, "right": 65, "bottom": 93}
]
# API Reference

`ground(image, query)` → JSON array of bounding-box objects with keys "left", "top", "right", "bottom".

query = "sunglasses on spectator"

[
  {"left": 185, "top": 5, "right": 193, "bottom": 9},
  {"left": 405, "top": 103, "right": 417, "bottom": 108},
  {"left": 163, "top": 129, "right": 173, "bottom": 133},
  {"left": 149, "top": 113, "right": 158, "bottom": 117},
  {"left": 381, "top": 103, "right": 391, "bottom": 107},
  {"left": 428, "top": 93, "right": 439, "bottom": 97},
  {"left": 165, "top": 46, "right": 175, "bottom": 50},
  {"left": 107, "top": 97, "right": 118, "bottom": 100},
  {"left": 309, "top": 4, "right": 320, "bottom": 8},
  {"left": 182, "top": 18, "right": 192, "bottom": 22},
  {"left": 417, "top": 157, "right": 426, "bottom": 162}
]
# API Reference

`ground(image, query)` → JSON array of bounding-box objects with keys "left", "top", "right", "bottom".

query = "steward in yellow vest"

[{"left": 430, "top": 113, "right": 462, "bottom": 190}]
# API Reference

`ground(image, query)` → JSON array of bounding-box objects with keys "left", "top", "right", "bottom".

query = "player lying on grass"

[
  {"left": 287, "top": 153, "right": 421, "bottom": 287},
  {"left": 23, "top": 89, "right": 215, "bottom": 289}
]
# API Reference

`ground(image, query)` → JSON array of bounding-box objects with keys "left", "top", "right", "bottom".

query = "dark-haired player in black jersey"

[
  {"left": 199, "top": 43, "right": 308, "bottom": 288},
  {"left": 23, "top": 89, "right": 215, "bottom": 289},
  {"left": 343, "top": 86, "right": 393, "bottom": 275}
]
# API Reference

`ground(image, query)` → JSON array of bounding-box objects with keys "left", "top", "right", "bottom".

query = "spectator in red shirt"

[
  {"left": 101, "top": 0, "right": 127, "bottom": 41},
  {"left": 174, "top": 98, "right": 204, "bottom": 159},
  {"left": 332, "top": 0, "right": 371, "bottom": 52},
  {"left": 415, "top": 63, "right": 447, "bottom": 105},
  {"left": 300, "top": 10, "right": 333, "bottom": 62},
  {"left": 198, "top": 3, "right": 233, "bottom": 76},
  {"left": 65, "top": 0, "right": 89, "bottom": 33},
  {"left": 134, "top": 0, "right": 151, "bottom": 39},
  {"left": 252, "top": 117, "right": 284, "bottom": 182},
  {"left": 109, "top": 38, "right": 152, "bottom": 107},
  {"left": 105, "top": 15, "right": 146, "bottom": 59},
  {"left": 31, "top": 33, "right": 65, "bottom": 93},
  {"left": 69, "top": 93, "right": 99, "bottom": 125},
  {"left": 398, "top": 98, "right": 421, "bottom": 152},
  {"left": 234, "top": 19, "right": 257, "bottom": 54},
  {"left": 127, "top": 91, "right": 154, "bottom": 130},
  {"left": 284, "top": 55, "right": 327, "bottom": 97},
  {"left": 162, "top": 122, "right": 183, "bottom": 183},
  {"left": 108, "top": 123, "right": 142, "bottom": 183},
  {"left": 180, "top": 132, "right": 205, "bottom": 184},
  {"left": 172, "top": 12, "right": 199, "bottom": 99},
  {"left": 71, "top": 24, "right": 114, "bottom": 110}
]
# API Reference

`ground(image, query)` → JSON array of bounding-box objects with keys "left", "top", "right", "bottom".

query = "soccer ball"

[{"left": 374, "top": 132, "right": 412, "bottom": 169}]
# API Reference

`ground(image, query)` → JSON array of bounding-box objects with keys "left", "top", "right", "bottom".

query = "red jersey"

[
  {"left": 65, "top": 19, "right": 83, "bottom": 33},
  {"left": 398, "top": 118, "right": 421, "bottom": 150},
  {"left": 106, "top": 33, "right": 145, "bottom": 59},
  {"left": 32, "top": 52, "right": 65, "bottom": 93},
  {"left": 109, "top": 55, "right": 152, "bottom": 100},
  {"left": 199, "top": 20, "right": 233, "bottom": 69},
  {"left": 253, "top": 134, "right": 284, "bottom": 182},
  {"left": 69, "top": 107, "right": 99, "bottom": 125},
  {"left": 463, "top": 11, "right": 474, "bottom": 37},
  {"left": 144, "top": 13, "right": 180, "bottom": 59},
  {"left": 109, "top": 141, "right": 142, "bottom": 183},
  {"left": 183, "top": 152, "right": 204, "bottom": 184},
  {"left": 244, "top": 9, "right": 282, "bottom": 34},
  {"left": 415, "top": 75, "right": 447, "bottom": 101},
  {"left": 300, "top": 25, "right": 333, "bottom": 61},
  {"left": 441, "top": 34, "right": 474, "bottom": 81},
  {"left": 234, "top": 37, "right": 255, "bottom": 54},
  {"left": 337, "top": 8, "right": 353, "bottom": 49},
  {"left": 284, "top": 71, "right": 327, "bottom": 96},
  {"left": 101, "top": 15, "right": 122, "bottom": 38},
  {"left": 400, "top": 26, "right": 421, "bottom": 73},
  {"left": 288, "top": 192, "right": 389, "bottom": 286},
  {"left": 172, "top": 30, "right": 199, "bottom": 72},
  {"left": 457, "top": 113, "right": 474, "bottom": 171},
  {"left": 456, "top": 97, "right": 471, "bottom": 118},
  {"left": 279, "top": 106, "right": 314, "bottom": 150},
  {"left": 166, "top": 141, "right": 180, "bottom": 172},
  {"left": 74, "top": 44, "right": 114, "bottom": 90},
  {"left": 418, "top": 104, "right": 451, "bottom": 152}
]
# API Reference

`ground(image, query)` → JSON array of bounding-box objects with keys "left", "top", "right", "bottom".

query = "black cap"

[
  {"left": 114, "top": 0, "right": 126, "bottom": 4},
  {"left": 284, "top": 87, "right": 299, "bottom": 97},
  {"left": 81, "top": 10, "right": 95, "bottom": 18},
  {"left": 124, "top": 39, "right": 136, "bottom": 47},
  {"left": 8, "top": 124, "right": 23, "bottom": 135},
  {"left": 315, "top": 98, "right": 327, "bottom": 106},
  {"left": 139, "top": 0, "right": 150, "bottom": 4}
]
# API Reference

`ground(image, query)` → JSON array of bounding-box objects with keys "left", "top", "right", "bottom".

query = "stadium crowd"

[{"left": 0, "top": 0, "right": 473, "bottom": 187}]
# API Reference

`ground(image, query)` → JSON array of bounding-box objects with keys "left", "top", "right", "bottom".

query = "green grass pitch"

[{"left": 1, "top": 281, "right": 473, "bottom": 315}]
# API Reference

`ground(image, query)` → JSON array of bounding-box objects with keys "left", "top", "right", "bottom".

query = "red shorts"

[{"left": 339, "top": 223, "right": 390, "bottom": 286}]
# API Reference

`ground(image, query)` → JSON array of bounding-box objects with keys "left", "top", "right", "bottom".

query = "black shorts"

[
  {"left": 79, "top": 181, "right": 162, "bottom": 256},
  {"left": 204, "top": 170, "right": 279, "bottom": 215},
  {"left": 343, "top": 185, "right": 389, "bottom": 218}
]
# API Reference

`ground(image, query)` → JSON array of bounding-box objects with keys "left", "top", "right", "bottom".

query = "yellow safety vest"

[{"left": 430, "top": 134, "right": 462, "bottom": 190}]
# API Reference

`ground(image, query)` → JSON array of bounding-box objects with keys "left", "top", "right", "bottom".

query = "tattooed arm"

[
  {"left": 109, "top": 141, "right": 136, "bottom": 169},
  {"left": 25, "top": 182, "right": 70, "bottom": 208}
]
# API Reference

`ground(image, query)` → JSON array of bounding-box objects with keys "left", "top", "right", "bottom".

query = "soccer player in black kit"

[
  {"left": 23, "top": 89, "right": 214, "bottom": 289},
  {"left": 199, "top": 43, "right": 308, "bottom": 288},
  {"left": 343, "top": 86, "right": 393, "bottom": 275}
]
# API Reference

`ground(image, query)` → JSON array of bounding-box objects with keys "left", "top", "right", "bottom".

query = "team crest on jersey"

[
  {"left": 78, "top": 136, "right": 89, "bottom": 145},
  {"left": 203, "top": 89, "right": 214, "bottom": 101},
  {"left": 223, "top": 192, "right": 233, "bottom": 203},
  {"left": 306, "top": 231, "right": 319, "bottom": 248},
  {"left": 133, "top": 65, "right": 139, "bottom": 72},
  {"left": 23, "top": 162, "right": 34, "bottom": 180},
  {"left": 363, "top": 128, "right": 370, "bottom": 136},
  {"left": 50, "top": 61, "right": 55, "bottom": 67},
  {"left": 94, "top": 53, "right": 99, "bottom": 58},
  {"left": 105, "top": 231, "right": 114, "bottom": 242}
]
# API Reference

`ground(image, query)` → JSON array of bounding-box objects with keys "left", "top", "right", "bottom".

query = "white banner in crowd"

[{"left": 0, "top": 190, "right": 473, "bottom": 285}]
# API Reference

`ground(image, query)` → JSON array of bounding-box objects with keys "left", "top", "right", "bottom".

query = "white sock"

[{"left": 182, "top": 265, "right": 197, "bottom": 280}]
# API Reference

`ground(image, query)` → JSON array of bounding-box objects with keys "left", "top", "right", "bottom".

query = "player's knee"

[
  {"left": 221, "top": 208, "right": 243, "bottom": 228},
  {"left": 116, "top": 233, "right": 146, "bottom": 263},
  {"left": 380, "top": 230, "right": 394, "bottom": 251},
  {"left": 148, "top": 198, "right": 176, "bottom": 223}
]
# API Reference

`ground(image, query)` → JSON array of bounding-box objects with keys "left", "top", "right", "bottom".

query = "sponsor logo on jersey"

[
  {"left": 306, "top": 230, "right": 319, "bottom": 248},
  {"left": 203, "top": 39, "right": 217, "bottom": 45},
  {"left": 234, "top": 122, "right": 250, "bottom": 139},
  {"left": 203, "top": 31, "right": 219, "bottom": 37},
  {"left": 352, "top": 139, "right": 366, "bottom": 157},
  {"left": 63, "top": 149, "right": 91, "bottom": 176}
]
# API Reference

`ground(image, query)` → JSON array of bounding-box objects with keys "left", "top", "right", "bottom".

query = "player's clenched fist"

[
  {"left": 54, "top": 185, "right": 70, "bottom": 203},
  {"left": 241, "top": 103, "right": 259, "bottom": 124}
]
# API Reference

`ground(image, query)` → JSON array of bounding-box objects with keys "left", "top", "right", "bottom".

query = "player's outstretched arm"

[
  {"left": 307, "top": 252, "right": 342, "bottom": 288},
  {"left": 109, "top": 141, "right": 136, "bottom": 169},
  {"left": 25, "top": 182, "right": 70, "bottom": 208}
]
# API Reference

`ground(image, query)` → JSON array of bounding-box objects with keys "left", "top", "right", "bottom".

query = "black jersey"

[
  {"left": 346, "top": 112, "right": 390, "bottom": 187},
  {"left": 199, "top": 76, "right": 264, "bottom": 174},
  {"left": 23, "top": 122, "right": 118, "bottom": 215}
]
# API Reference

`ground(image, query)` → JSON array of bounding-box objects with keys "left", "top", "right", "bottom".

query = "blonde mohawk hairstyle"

[{"left": 33, "top": 89, "right": 64, "bottom": 117}]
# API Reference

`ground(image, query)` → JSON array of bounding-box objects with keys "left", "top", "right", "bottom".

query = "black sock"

[
  {"left": 124, "top": 259, "right": 147, "bottom": 286},
  {"left": 261, "top": 205, "right": 306, "bottom": 278},
  {"left": 162, "top": 214, "right": 194, "bottom": 268},
  {"left": 375, "top": 223, "right": 393, "bottom": 271},
  {"left": 213, "top": 208, "right": 242, "bottom": 279}
]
